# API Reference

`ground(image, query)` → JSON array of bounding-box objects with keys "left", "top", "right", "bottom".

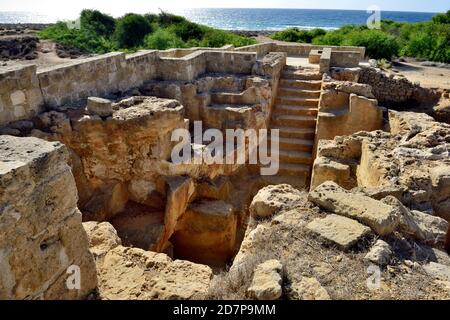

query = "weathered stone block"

[
  {"left": 0, "top": 136, "right": 97, "bottom": 299},
  {"left": 309, "top": 181, "right": 399, "bottom": 236},
  {"left": 306, "top": 214, "right": 371, "bottom": 250}
]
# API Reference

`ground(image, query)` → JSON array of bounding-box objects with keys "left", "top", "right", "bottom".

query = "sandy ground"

[
  {"left": 1, "top": 40, "right": 89, "bottom": 71},
  {"left": 392, "top": 61, "right": 450, "bottom": 90}
]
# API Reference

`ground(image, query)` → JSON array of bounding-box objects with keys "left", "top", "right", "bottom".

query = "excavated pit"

[{"left": 25, "top": 81, "right": 282, "bottom": 269}]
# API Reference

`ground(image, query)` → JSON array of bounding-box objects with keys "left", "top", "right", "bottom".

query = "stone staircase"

[{"left": 270, "top": 67, "right": 322, "bottom": 178}]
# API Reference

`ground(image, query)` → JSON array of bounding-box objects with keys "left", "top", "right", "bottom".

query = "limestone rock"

[
  {"left": 247, "top": 260, "right": 283, "bottom": 300},
  {"left": 98, "top": 245, "right": 212, "bottom": 300},
  {"left": 147, "top": 259, "right": 213, "bottom": 300},
  {"left": 310, "top": 157, "right": 353, "bottom": 190},
  {"left": 309, "top": 181, "right": 399, "bottom": 236},
  {"left": 86, "top": 97, "right": 113, "bottom": 117},
  {"left": 0, "top": 135, "right": 97, "bottom": 299},
  {"left": 158, "top": 176, "right": 195, "bottom": 252},
  {"left": 423, "top": 262, "right": 450, "bottom": 282},
  {"left": 382, "top": 196, "right": 448, "bottom": 245},
  {"left": 83, "top": 221, "right": 122, "bottom": 260},
  {"left": 250, "top": 184, "right": 304, "bottom": 219},
  {"left": 306, "top": 214, "right": 371, "bottom": 250},
  {"left": 231, "top": 224, "right": 269, "bottom": 273},
  {"left": 335, "top": 81, "right": 375, "bottom": 99},
  {"left": 290, "top": 277, "right": 330, "bottom": 300},
  {"left": 364, "top": 240, "right": 392, "bottom": 266}
]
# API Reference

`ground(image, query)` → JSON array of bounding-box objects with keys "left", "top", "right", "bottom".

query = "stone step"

[
  {"left": 278, "top": 88, "right": 321, "bottom": 99},
  {"left": 281, "top": 71, "right": 323, "bottom": 81},
  {"left": 272, "top": 114, "right": 317, "bottom": 128},
  {"left": 273, "top": 126, "right": 316, "bottom": 139},
  {"left": 275, "top": 150, "right": 313, "bottom": 164},
  {"left": 278, "top": 163, "right": 311, "bottom": 176},
  {"left": 276, "top": 97, "right": 319, "bottom": 107},
  {"left": 273, "top": 105, "right": 318, "bottom": 117},
  {"left": 269, "top": 136, "right": 314, "bottom": 151},
  {"left": 279, "top": 79, "right": 322, "bottom": 90}
]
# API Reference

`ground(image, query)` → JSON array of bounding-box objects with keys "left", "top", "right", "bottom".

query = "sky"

[{"left": 0, "top": 0, "right": 447, "bottom": 18}]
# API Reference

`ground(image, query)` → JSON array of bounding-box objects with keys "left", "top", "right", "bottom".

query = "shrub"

[
  {"left": 171, "top": 21, "right": 205, "bottom": 41},
  {"left": 115, "top": 13, "right": 152, "bottom": 48},
  {"left": 312, "top": 31, "right": 345, "bottom": 46},
  {"left": 343, "top": 30, "right": 399, "bottom": 60},
  {"left": 39, "top": 9, "right": 258, "bottom": 53},
  {"left": 271, "top": 28, "right": 304, "bottom": 42},
  {"left": 144, "top": 29, "right": 185, "bottom": 50},
  {"left": 80, "top": 9, "right": 115, "bottom": 36},
  {"left": 157, "top": 11, "right": 187, "bottom": 27},
  {"left": 199, "top": 27, "right": 256, "bottom": 47},
  {"left": 271, "top": 28, "right": 327, "bottom": 43},
  {"left": 432, "top": 10, "right": 450, "bottom": 24},
  {"left": 144, "top": 13, "right": 159, "bottom": 24},
  {"left": 38, "top": 22, "right": 115, "bottom": 53}
]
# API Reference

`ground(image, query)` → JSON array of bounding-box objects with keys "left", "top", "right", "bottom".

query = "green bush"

[
  {"left": 343, "top": 30, "right": 399, "bottom": 60},
  {"left": 312, "top": 31, "right": 345, "bottom": 46},
  {"left": 199, "top": 28, "right": 256, "bottom": 48},
  {"left": 157, "top": 11, "right": 187, "bottom": 27},
  {"left": 144, "top": 29, "right": 185, "bottom": 50},
  {"left": 144, "top": 13, "right": 159, "bottom": 24},
  {"left": 432, "top": 10, "right": 450, "bottom": 24},
  {"left": 171, "top": 21, "right": 205, "bottom": 41},
  {"left": 115, "top": 13, "right": 152, "bottom": 48},
  {"left": 38, "top": 22, "right": 115, "bottom": 53},
  {"left": 38, "top": 9, "right": 263, "bottom": 53},
  {"left": 275, "top": 14, "right": 449, "bottom": 62},
  {"left": 271, "top": 28, "right": 326, "bottom": 43},
  {"left": 80, "top": 9, "right": 115, "bottom": 36}
]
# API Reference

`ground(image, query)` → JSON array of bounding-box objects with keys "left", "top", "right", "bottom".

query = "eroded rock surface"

[
  {"left": 0, "top": 135, "right": 97, "bottom": 299},
  {"left": 311, "top": 111, "right": 450, "bottom": 225},
  {"left": 83, "top": 222, "right": 213, "bottom": 300},
  {"left": 289, "top": 277, "right": 330, "bottom": 300},
  {"left": 306, "top": 214, "right": 371, "bottom": 250},
  {"left": 249, "top": 184, "right": 304, "bottom": 219},
  {"left": 247, "top": 260, "right": 283, "bottom": 300},
  {"left": 364, "top": 240, "right": 393, "bottom": 266},
  {"left": 309, "top": 182, "right": 399, "bottom": 236}
]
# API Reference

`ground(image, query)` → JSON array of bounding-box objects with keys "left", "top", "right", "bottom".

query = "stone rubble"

[
  {"left": 83, "top": 222, "right": 213, "bottom": 300},
  {"left": 364, "top": 240, "right": 393, "bottom": 266},
  {"left": 289, "top": 277, "right": 330, "bottom": 300},
  {"left": 247, "top": 259, "right": 283, "bottom": 300}
]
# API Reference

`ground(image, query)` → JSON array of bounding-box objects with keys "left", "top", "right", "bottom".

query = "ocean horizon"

[{"left": 0, "top": 8, "right": 439, "bottom": 31}]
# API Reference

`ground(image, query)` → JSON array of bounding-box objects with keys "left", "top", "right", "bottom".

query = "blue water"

[
  {"left": 173, "top": 8, "right": 437, "bottom": 30},
  {"left": 0, "top": 9, "right": 438, "bottom": 30}
]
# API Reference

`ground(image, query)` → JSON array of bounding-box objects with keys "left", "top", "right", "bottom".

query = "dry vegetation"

[{"left": 207, "top": 195, "right": 449, "bottom": 300}]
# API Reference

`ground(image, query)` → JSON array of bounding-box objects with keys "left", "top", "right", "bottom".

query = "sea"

[{"left": 0, "top": 8, "right": 438, "bottom": 31}]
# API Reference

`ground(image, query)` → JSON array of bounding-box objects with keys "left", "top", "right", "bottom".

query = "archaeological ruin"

[{"left": 1, "top": 41, "right": 449, "bottom": 300}]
